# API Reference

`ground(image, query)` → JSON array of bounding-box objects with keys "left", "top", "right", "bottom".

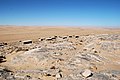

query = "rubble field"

[{"left": 0, "top": 34, "right": 120, "bottom": 80}]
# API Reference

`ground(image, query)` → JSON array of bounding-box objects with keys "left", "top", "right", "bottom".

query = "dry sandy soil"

[
  {"left": 0, "top": 25, "right": 120, "bottom": 42},
  {"left": 0, "top": 25, "right": 120, "bottom": 80}
]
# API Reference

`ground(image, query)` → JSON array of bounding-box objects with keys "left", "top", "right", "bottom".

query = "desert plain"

[{"left": 0, "top": 25, "right": 120, "bottom": 80}]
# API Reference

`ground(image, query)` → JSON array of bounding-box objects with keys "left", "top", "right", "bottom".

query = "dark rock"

[{"left": 50, "top": 66, "right": 56, "bottom": 69}]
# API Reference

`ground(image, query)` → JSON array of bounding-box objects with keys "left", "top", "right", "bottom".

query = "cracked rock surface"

[{"left": 0, "top": 34, "right": 120, "bottom": 80}]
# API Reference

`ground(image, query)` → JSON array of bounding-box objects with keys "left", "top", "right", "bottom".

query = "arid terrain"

[
  {"left": 0, "top": 26, "right": 120, "bottom": 42},
  {"left": 0, "top": 26, "right": 120, "bottom": 80}
]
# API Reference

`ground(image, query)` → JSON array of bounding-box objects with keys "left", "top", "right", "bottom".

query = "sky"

[{"left": 0, "top": 0, "right": 120, "bottom": 27}]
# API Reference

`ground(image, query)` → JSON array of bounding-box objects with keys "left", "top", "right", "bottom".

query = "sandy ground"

[
  {"left": 0, "top": 26, "right": 120, "bottom": 42},
  {"left": 0, "top": 26, "right": 120, "bottom": 80}
]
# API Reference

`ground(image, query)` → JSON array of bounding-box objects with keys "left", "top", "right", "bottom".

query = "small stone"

[
  {"left": 46, "top": 74, "right": 51, "bottom": 76},
  {"left": 81, "top": 69, "right": 93, "bottom": 78},
  {"left": 50, "top": 66, "right": 56, "bottom": 69},
  {"left": 25, "top": 75, "right": 32, "bottom": 79},
  {"left": 56, "top": 73, "right": 62, "bottom": 79},
  {"left": 94, "top": 50, "right": 98, "bottom": 53}
]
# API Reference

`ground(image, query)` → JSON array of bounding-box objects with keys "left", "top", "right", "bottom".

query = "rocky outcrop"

[{"left": 0, "top": 34, "right": 120, "bottom": 80}]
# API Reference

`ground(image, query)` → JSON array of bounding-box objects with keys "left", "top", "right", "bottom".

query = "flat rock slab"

[{"left": 81, "top": 69, "right": 92, "bottom": 78}]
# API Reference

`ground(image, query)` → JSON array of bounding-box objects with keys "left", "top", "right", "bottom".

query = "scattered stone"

[
  {"left": 62, "top": 36, "right": 68, "bottom": 39},
  {"left": 0, "top": 34, "right": 120, "bottom": 80},
  {"left": 0, "top": 42, "right": 7, "bottom": 47},
  {"left": 56, "top": 73, "right": 62, "bottom": 79},
  {"left": 75, "top": 35, "right": 79, "bottom": 38},
  {"left": 22, "top": 40, "right": 32, "bottom": 44},
  {"left": 45, "top": 73, "right": 51, "bottom": 76},
  {"left": 80, "top": 40, "right": 83, "bottom": 42},
  {"left": 52, "top": 52, "right": 63, "bottom": 56},
  {"left": 0, "top": 55, "right": 6, "bottom": 63},
  {"left": 25, "top": 75, "right": 32, "bottom": 79},
  {"left": 94, "top": 50, "right": 98, "bottom": 53},
  {"left": 50, "top": 66, "right": 56, "bottom": 69},
  {"left": 69, "top": 35, "right": 72, "bottom": 38},
  {"left": 39, "top": 37, "right": 45, "bottom": 41},
  {"left": 81, "top": 69, "right": 93, "bottom": 78}
]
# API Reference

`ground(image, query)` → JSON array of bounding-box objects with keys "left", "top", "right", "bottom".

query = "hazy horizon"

[
  {"left": 0, "top": 24, "right": 119, "bottom": 28},
  {"left": 0, "top": 0, "right": 120, "bottom": 27}
]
